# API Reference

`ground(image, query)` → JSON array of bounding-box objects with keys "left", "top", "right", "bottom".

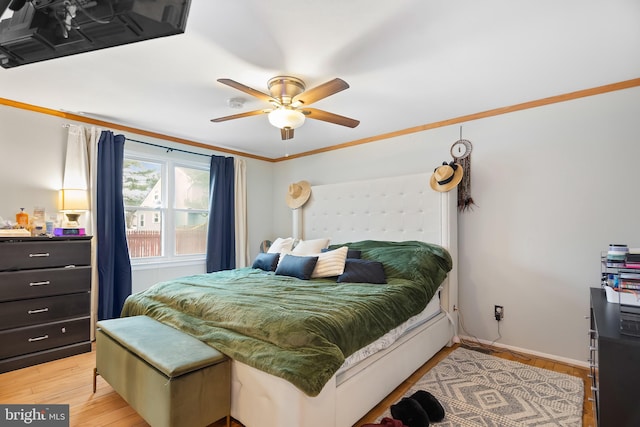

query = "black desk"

[{"left": 590, "top": 287, "right": 640, "bottom": 426}]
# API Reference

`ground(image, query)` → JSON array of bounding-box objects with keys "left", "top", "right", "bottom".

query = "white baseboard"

[{"left": 458, "top": 335, "right": 589, "bottom": 369}]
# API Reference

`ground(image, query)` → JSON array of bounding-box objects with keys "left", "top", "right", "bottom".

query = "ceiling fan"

[{"left": 211, "top": 76, "right": 360, "bottom": 140}]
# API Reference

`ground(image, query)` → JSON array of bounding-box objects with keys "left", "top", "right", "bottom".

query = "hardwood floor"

[{"left": 0, "top": 343, "right": 594, "bottom": 427}]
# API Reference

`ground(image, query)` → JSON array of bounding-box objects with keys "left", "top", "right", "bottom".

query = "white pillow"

[
  {"left": 291, "top": 238, "right": 330, "bottom": 255},
  {"left": 311, "top": 246, "right": 348, "bottom": 278},
  {"left": 267, "top": 237, "right": 295, "bottom": 253}
]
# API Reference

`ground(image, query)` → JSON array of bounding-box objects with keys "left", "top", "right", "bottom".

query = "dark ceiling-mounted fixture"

[
  {"left": 0, "top": 0, "right": 191, "bottom": 68},
  {"left": 211, "top": 76, "right": 360, "bottom": 140}
]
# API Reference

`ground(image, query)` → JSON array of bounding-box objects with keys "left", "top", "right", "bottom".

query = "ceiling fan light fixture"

[
  {"left": 212, "top": 76, "right": 358, "bottom": 140},
  {"left": 268, "top": 108, "right": 305, "bottom": 129}
]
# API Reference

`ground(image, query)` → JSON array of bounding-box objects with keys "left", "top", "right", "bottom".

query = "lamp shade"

[
  {"left": 268, "top": 108, "right": 306, "bottom": 129},
  {"left": 59, "top": 189, "right": 89, "bottom": 211}
]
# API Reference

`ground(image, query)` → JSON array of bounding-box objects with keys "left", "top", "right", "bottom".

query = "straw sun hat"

[
  {"left": 286, "top": 180, "right": 311, "bottom": 209},
  {"left": 430, "top": 162, "right": 464, "bottom": 192}
]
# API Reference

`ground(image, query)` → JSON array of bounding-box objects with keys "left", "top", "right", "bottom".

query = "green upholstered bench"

[{"left": 94, "top": 315, "right": 230, "bottom": 427}]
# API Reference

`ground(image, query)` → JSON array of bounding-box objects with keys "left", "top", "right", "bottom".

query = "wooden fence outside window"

[{"left": 126, "top": 228, "right": 206, "bottom": 258}]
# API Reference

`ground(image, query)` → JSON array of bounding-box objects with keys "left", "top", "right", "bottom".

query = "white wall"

[
  {"left": 0, "top": 105, "right": 273, "bottom": 291},
  {"left": 271, "top": 86, "right": 640, "bottom": 364},
  {"left": 0, "top": 107, "right": 67, "bottom": 222}
]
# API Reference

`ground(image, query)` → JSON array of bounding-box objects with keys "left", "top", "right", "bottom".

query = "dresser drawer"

[
  {"left": 0, "top": 240, "right": 90, "bottom": 271},
  {"left": 0, "top": 293, "right": 90, "bottom": 331},
  {"left": 0, "top": 266, "right": 90, "bottom": 302},
  {"left": 0, "top": 317, "right": 90, "bottom": 360}
]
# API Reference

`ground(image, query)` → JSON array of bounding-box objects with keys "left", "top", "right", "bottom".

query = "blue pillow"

[
  {"left": 252, "top": 252, "right": 280, "bottom": 271},
  {"left": 337, "top": 259, "right": 387, "bottom": 284},
  {"left": 275, "top": 254, "right": 319, "bottom": 280}
]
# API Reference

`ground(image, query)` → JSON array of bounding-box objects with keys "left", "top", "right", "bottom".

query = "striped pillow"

[{"left": 311, "top": 246, "right": 348, "bottom": 278}]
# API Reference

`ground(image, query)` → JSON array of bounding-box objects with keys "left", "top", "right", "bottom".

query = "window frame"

[{"left": 123, "top": 149, "right": 210, "bottom": 267}]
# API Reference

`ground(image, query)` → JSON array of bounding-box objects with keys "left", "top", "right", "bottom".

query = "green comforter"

[{"left": 121, "top": 240, "right": 451, "bottom": 396}]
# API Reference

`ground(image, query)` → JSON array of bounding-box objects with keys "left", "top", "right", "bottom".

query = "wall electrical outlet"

[{"left": 494, "top": 305, "right": 504, "bottom": 321}]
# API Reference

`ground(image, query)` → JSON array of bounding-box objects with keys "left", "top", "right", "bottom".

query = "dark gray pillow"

[
  {"left": 337, "top": 259, "right": 387, "bottom": 284},
  {"left": 275, "top": 254, "right": 319, "bottom": 280},
  {"left": 348, "top": 250, "right": 362, "bottom": 259},
  {"left": 252, "top": 252, "right": 280, "bottom": 271}
]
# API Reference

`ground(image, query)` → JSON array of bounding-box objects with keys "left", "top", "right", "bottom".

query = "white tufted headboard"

[
  {"left": 300, "top": 172, "right": 458, "bottom": 322},
  {"left": 301, "top": 173, "right": 456, "bottom": 250}
]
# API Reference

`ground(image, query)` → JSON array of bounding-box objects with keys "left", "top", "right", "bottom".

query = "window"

[{"left": 122, "top": 151, "right": 209, "bottom": 262}]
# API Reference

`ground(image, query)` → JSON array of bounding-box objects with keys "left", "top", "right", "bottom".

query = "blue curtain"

[
  {"left": 206, "top": 155, "right": 235, "bottom": 272},
  {"left": 97, "top": 131, "right": 132, "bottom": 320}
]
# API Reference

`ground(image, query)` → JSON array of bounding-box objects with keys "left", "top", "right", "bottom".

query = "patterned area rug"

[{"left": 379, "top": 347, "right": 583, "bottom": 426}]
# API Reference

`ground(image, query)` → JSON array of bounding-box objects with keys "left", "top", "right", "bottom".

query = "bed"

[{"left": 121, "top": 172, "right": 458, "bottom": 427}]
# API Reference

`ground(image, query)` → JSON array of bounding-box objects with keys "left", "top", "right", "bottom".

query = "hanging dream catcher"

[{"left": 450, "top": 127, "right": 476, "bottom": 212}]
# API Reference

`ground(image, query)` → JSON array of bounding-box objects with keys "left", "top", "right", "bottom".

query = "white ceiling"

[{"left": 1, "top": 0, "right": 639, "bottom": 159}]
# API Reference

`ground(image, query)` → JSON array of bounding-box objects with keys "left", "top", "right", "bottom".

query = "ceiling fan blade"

[
  {"left": 210, "top": 109, "right": 269, "bottom": 122},
  {"left": 292, "top": 78, "right": 349, "bottom": 106},
  {"left": 281, "top": 127, "right": 294, "bottom": 140},
  {"left": 302, "top": 108, "right": 360, "bottom": 128},
  {"left": 217, "top": 78, "right": 276, "bottom": 104}
]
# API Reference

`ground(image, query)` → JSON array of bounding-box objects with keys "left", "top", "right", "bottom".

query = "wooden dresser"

[{"left": 0, "top": 236, "right": 92, "bottom": 373}]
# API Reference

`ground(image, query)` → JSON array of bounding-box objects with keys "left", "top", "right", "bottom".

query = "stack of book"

[
  {"left": 615, "top": 249, "right": 640, "bottom": 291},
  {"left": 625, "top": 250, "right": 640, "bottom": 269},
  {"left": 619, "top": 271, "right": 640, "bottom": 291}
]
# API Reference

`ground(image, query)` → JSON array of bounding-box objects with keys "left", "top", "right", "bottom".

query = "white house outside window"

[{"left": 122, "top": 151, "right": 210, "bottom": 262}]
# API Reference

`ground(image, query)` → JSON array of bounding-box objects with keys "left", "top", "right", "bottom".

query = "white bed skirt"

[
  {"left": 230, "top": 309, "right": 453, "bottom": 427},
  {"left": 338, "top": 290, "right": 442, "bottom": 373}
]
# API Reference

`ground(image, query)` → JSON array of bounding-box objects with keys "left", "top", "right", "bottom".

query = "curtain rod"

[
  {"left": 62, "top": 123, "right": 212, "bottom": 158},
  {"left": 125, "top": 137, "right": 212, "bottom": 158}
]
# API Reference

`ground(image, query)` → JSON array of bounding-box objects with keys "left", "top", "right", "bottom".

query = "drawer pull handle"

[
  {"left": 29, "top": 281, "right": 50, "bottom": 287},
  {"left": 29, "top": 253, "right": 50, "bottom": 258},
  {"left": 28, "top": 308, "right": 49, "bottom": 314},
  {"left": 28, "top": 335, "right": 49, "bottom": 342}
]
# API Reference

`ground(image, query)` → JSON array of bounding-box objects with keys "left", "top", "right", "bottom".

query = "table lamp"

[{"left": 59, "top": 189, "right": 89, "bottom": 228}]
